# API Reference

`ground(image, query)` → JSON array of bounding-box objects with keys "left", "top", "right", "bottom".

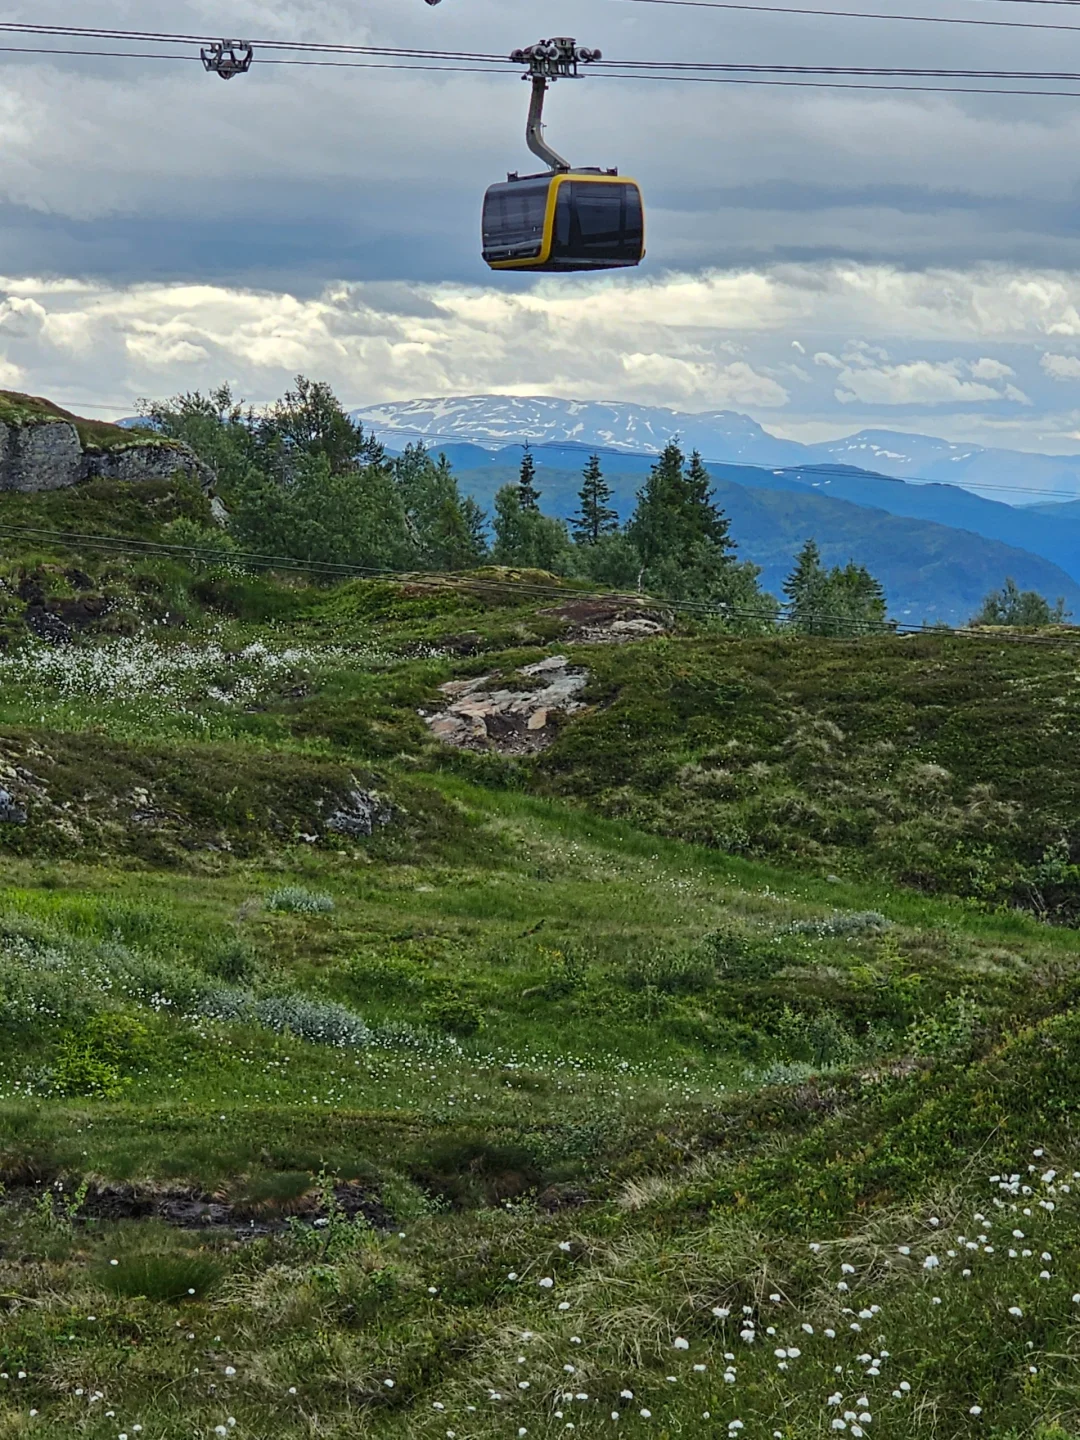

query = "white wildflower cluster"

[
  {"left": 389, "top": 1149, "right": 1076, "bottom": 1439},
  {"left": 0, "top": 635, "right": 386, "bottom": 708}
]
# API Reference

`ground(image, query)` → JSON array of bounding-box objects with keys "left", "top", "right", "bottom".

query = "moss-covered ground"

[{"left": 2, "top": 502, "right": 1080, "bottom": 1438}]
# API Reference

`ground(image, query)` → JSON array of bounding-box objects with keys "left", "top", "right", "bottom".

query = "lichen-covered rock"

[
  {"left": 0, "top": 419, "right": 81, "bottom": 491},
  {"left": 426, "top": 655, "right": 589, "bottom": 754},
  {"left": 0, "top": 411, "right": 211, "bottom": 493},
  {"left": 324, "top": 788, "right": 393, "bottom": 838},
  {"left": 80, "top": 442, "right": 213, "bottom": 489},
  {"left": 0, "top": 788, "right": 27, "bottom": 825}
]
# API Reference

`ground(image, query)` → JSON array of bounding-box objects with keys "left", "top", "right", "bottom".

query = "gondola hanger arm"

[{"left": 510, "top": 38, "right": 602, "bottom": 174}]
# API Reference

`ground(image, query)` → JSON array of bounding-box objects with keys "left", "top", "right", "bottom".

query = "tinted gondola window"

[
  {"left": 482, "top": 182, "right": 551, "bottom": 257},
  {"left": 573, "top": 183, "right": 624, "bottom": 249},
  {"left": 554, "top": 182, "right": 644, "bottom": 264}
]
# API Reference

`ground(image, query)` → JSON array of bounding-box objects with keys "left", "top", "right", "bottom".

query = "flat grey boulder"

[{"left": 427, "top": 655, "right": 589, "bottom": 754}]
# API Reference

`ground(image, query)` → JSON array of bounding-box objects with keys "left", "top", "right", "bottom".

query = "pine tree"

[
  {"left": 518, "top": 444, "right": 541, "bottom": 512},
  {"left": 572, "top": 454, "right": 619, "bottom": 546},
  {"left": 684, "top": 450, "right": 734, "bottom": 553},
  {"left": 628, "top": 441, "right": 749, "bottom": 607}
]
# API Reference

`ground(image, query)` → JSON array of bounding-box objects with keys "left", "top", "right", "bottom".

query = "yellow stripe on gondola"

[{"left": 487, "top": 173, "right": 641, "bottom": 271}]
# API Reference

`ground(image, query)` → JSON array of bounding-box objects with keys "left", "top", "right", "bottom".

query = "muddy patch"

[{"left": 15, "top": 1180, "right": 390, "bottom": 1236}]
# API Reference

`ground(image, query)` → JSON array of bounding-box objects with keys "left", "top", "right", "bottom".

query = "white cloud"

[
  {"left": 970, "top": 357, "right": 1015, "bottom": 381},
  {"left": 834, "top": 359, "right": 1010, "bottom": 407},
  {"left": 0, "top": 261, "right": 1070, "bottom": 431},
  {"left": 1041, "top": 353, "right": 1080, "bottom": 380}
]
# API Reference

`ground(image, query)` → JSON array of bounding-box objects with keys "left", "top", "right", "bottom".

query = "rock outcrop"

[
  {"left": 426, "top": 655, "right": 589, "bottom": 754},
  {"left": 0, "top": 414, "right": 212, "bottom": 493}
]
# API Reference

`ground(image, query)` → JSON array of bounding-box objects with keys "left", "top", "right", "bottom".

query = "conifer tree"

[
  {"left": 783, "top": 539, "right": 826, "bottom": 630},
  {"left": 572, "top": 454, "right": 619, "bottom": 546},
  {"left": 518, "top": 444, "right": 541, "bottom": 512},
  {"left": 972, "top": 578, "right": 1068, "bottom": 627},
  {"left": 783, "top": 539, "right": 889, "bottom": 635},
  {"left": 627, "top": 439, "right": 689, "bottom": 569}
]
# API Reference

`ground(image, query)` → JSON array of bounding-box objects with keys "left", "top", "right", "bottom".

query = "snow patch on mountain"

[
  {"left": 352, "top": 395, "right": 808, "bottom": 467},
  {"left": 352, "top": 396, "right": 1080, "bottom": 502}
]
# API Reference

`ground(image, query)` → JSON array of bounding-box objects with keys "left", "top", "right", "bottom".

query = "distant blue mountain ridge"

[
  {"left": 353, "top": 394, "right": 1080, "bottom": 502},
  {"left": 370, "top": 434, "right": 1080, "bottom": 592}
]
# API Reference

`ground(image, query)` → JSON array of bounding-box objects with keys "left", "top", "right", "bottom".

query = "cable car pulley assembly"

[
  {"left": 201, "top": 40, "right": 254, "bottom": 79},
  {"left": 481, "top": 38, "right": 645, "bottom": 274}
]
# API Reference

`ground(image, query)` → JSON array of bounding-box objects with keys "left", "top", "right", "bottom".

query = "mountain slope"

[
  {"left": 448, "top": 457, "right": 1080, "bottom": 622},
  {"left": 355, "top": 395, "right": 809, "bottom": 466},
  {"left": 357, "top": 394, "right": 1080, "bottom": 500},
  {"left": 735, "top": 461, "right": 1080, "bottom": 587},
  {"left": 806, "top": 428, "right": 1080, "bottom": 497}
]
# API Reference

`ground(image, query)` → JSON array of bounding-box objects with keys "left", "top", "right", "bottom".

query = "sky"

[{"left": 7, "top": 0, "right": 1080, "bottom": 459}]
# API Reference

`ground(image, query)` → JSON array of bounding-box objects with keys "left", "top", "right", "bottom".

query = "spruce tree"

[
  {"left": 518, "top": 444, "right": 541, "bottom": 512},
  {"left": 684, "top": 450, "right": 734, "bottom": 553},
  {"left": 627, "top": 439, "right": 688, "bottom": 569},
  {"left": 783, "top": 539, "right": 826, "bottom": 631},
  {"left": 783, "top": 540, "right": 890, "bottom": 635},
  {"left": 572, "top": 454, "right": 619, "bottom": 545}
]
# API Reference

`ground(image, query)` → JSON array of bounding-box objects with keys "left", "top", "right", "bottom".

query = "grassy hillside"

[
  {"left": 0, "top": 390, "right": 172, "bottom": 454},
  {"left": 2, "top": 482, "right": 1080, "bottom": 1439}
]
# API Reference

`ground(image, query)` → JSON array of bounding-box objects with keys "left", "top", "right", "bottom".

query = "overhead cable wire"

[
  {"left": 12, "top": 22, "right": 1080, "bottom": 86},
  {"left": 0, "top": 45, "right": 517, "bottom": 76},
  {"left": 10, "top": 41, "right": 1080, "bottom": 98},
  {"left": 0, "top": 520, "right": 1076, "bottom": 644},
  {"left": 612, "top": 0, "right": 1080, "bottom": 30}
]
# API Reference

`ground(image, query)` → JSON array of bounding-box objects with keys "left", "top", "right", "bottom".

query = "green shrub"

[
  {"left": 204, "top": 936, "right": 259, "bottom": 984},
  {"left": 907, "top": 990, "right": 984, "bottom": 1058},
  {"left": 703, "top": 929, "right": 787, "bottom": 981},
  {"left": 774, "top": 1003, "right": 861, "bottom": 1067},
  {"left": 422, "top": 995, "right": 484, "bottom": 1037},
  {"left": 621, "top": 947, "right": 716, "bottom": 995},
  {"left": 48, "top": 1043, "right": 125, "bottom": 1099},
  {"left": 47, "top": 1012, "right": 153, "bottom": 1097}
]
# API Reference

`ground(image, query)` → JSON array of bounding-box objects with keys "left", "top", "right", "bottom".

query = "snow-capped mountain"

[
  {"left": 352, "top": 396, "right": 1080, "bottom": 501},
  {"left": 804, "top": 429, "right": 1080, "bottom": 500},
  {"left": 351, "top": 396, "right": 809, "bottom": 467}
]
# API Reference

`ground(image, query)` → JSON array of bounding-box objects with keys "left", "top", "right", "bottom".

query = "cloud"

[
  {"left": 1041, "top": 353, "right": 1080, "bottom": 380},
  {"left": 970, "top": 357, "right": 1015, "bottom": 381},
  {"left": 834, "top": 359, "right": 1017, "bottom": 407},
  {"left": 0, "top": 261, "right": 1070, "bottom": 437}
]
